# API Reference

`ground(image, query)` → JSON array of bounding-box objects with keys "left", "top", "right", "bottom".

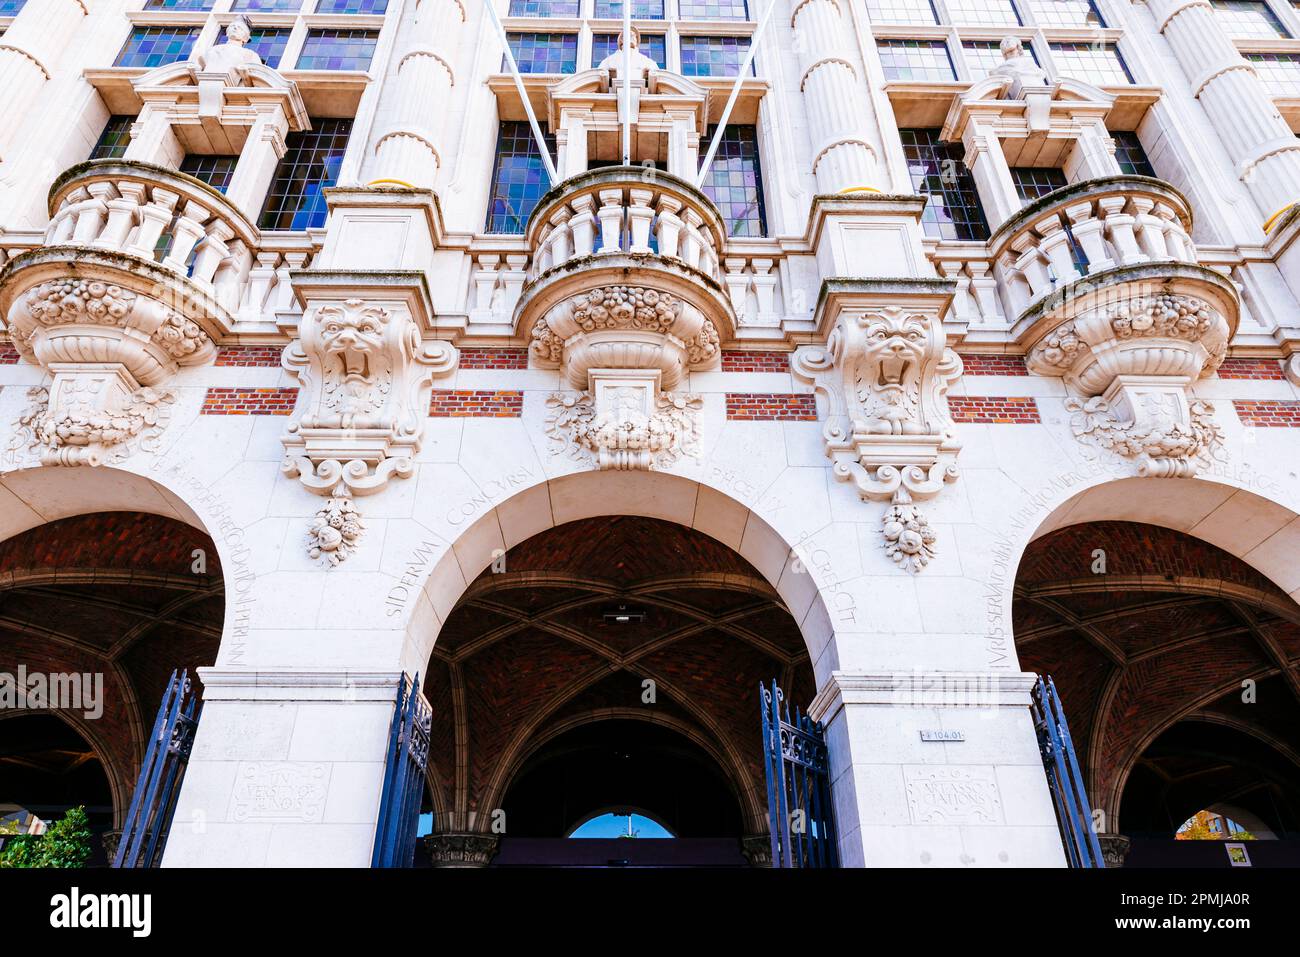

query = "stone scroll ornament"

[
  {"left": 282, "top": 298, "right": 456, "bottom": 566},
  {"left": 4, "top": 278, "right": 213, "bottom": 467},
  {"left": 793, "top": 305, "right": 962, "bottom": 573},
  {"left": 1027, "top": 294, "right": 1230, "bottom": 478}
]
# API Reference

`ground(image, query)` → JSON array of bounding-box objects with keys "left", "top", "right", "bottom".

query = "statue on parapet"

[
  {"left": 198, "top": 16, "right": 263, "bottom": 77},
  {"left": 989, "top": 35, "right": 1048, "bottom": 91}
]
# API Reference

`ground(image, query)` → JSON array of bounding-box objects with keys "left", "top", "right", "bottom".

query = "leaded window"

[
  {"left": 0, "top": 1, "right": 26, "bottom": 15},
  {"left": 259, "top": 119, "right": 352, "bottom": 230},
  {"left": 296, "top": 29, "right": 379, "bottom": 70},
  {"left": 701, "top": 124, "right": 766, "bottom": 237},
  {"left": 680, "top": 35, "right": 753, "bottom": 76},
  {"left": 114, "top": 27, "right": 201, "bottom": 68},
  {"left": 865, "top": 0, "right": 938, "bottom": 24},
  {"left": 594, "top": 0, "right": 667, "bottom": 17},
  {"left": 1011, "top": 166, "right": 1068, "bottom": 203},
  {"left": 180, "top": 155, "right": 240, "bottom": 193},
  {"left": 1048, "top": 41, "right": 1132, "bottom": 85},
  {"left": 1111, "top": 131, "right": 1156, "bottom": 177},
  {"left": 505, "top": 32, "right": 579, "bottom": 73},
  {"left": 678, "top": 0, "right": 749, "bottom": 19},
  {"left": 877, "top": 39, "right": 956, "bottom": 81},
  {"left": 1210, "top": 0, "right": 1289, "bottom": 38},
  {"left": 218, "top": 25, "right": 292, "bottom": 68},
  {"left": 1245, "top": 51, "right": 1300, "bottom": 93},
  {"left": 90, "top": 115, "right": 134, "bottom": 160},
  {"left": 944, "top": 0, "right": 1020, "bottom": 26},
  {"left": 509, "top": 0, "right": 581, "bottom": 15},
  {"left": 486, "top": 121, "right": 556, "bottom": 234},
  {"left": 1024, "top": 0, "right": 1104, "bottom": 27},
  {"left": 900, "top": 128, "right": 989, "bottom": 241},
  {"left": 593, "top": 33, "right": 667, "bottom": 67},
  {"left": 143, "top": 0, "right": 214, "bottom": 9},
  {"left": 232, "top": 0, "right": 303, "bottom": 10},
  {"left": 315, "top": 0, "right": 390, "bottom": 12}
]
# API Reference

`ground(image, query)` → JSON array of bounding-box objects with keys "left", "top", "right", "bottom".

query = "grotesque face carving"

[
  {"left": 319, "top": 303, "right": 388, "bottom": 385},
  {"left": 853, "top": 310, "right": 930, "bottom": 434}
]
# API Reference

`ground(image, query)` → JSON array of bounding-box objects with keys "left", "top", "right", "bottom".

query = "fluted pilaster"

[{"left": 0, "top": 0, "right": 89, "bottom": 160}]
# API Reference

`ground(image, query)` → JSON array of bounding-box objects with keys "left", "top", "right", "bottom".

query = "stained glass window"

[
  {"left": 296, "top": 30, "right": 379, "bottom": 70},
  {"left": 864, "top": 0, "right": 938, "bottom": 24},
  {"left": 1049, "top": 42, "right": 1132, "bottom": 85},
  {"left": 877, "top": 39, "right": 956, "bottom": 81},
  {"left": 232, "top": 0, "right": 304, "bottom": 10},
  {"left": 504, "top": 33, "right": 579, "bottom": 73},
  {"left": 509, "top": 0, "right": 581, "bottom": 15},
  {"left": 180, "top": 155, "right": 240, "bottom": 193},
  {"left": 1010, "top": 166, "right": 1068, "bottom": 203},
  {"left": 900, "top": 128, "right": 989, "bottom": 241},
  {"left": 1111, "top": 131, "right": 1156, "bottom": 177},
  {"left": 944, "top": 0, "right": 1020, "bottom": 26},
  {"left": 90, "top": 116, "right": 134, "bottom": 160},
  {"left": 486, "top": 121, "right": 556, "bottom": 233},
  {"left": 701, "top": 124, "right": 766, "bottom": 237},
  {"left": 680, "top": 36, "right": 753, "bottom": 76},
  {"left": 592, "top": 33, "right": 667, "bottom": 68},
  {"left": 217, "top": 25, "right": 292, "bottom": 68},
  {"left": 678, "top": 0, "right": 749, "bottom": 19},
  {"left": 1024, "top": 0, "right": 1103, "bottom": 27},
  {"left": 1210, "top": 0, "right": 1288, "bottom": 38},
  {"left": 259, "top": 119, "right": 352, "bottom": 230},
  {"left": 315, "top": 0, "right": 389, "bottom": 12},
  {"left": 0, "top": 1, "right": 26, "bottom": 15},
  {"left": 143, "top": 0, "right": 214, "bottom": 9},
  {"left": 1245, "top": 51, "right": 1300, "bottom": 93},
  {"left": 114, "top": 27, "right": 201, "bottom": 68},
  {"left": 594, "top": 0, "right": 666, "bottom": 17}
]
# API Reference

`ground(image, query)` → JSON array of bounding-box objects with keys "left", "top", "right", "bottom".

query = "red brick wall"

[
  {"left": 459, "top": 347, "right": 529, "bottom": 370},
  {"left": 958, "top": 354, "right": 1029, "bottom": 376},
  {"left": 0, "top": 342, "right": 19, "bottom": 364},
  {"left": 725, "top": 393, "right": 817, "bottom": 420},
  {"left": 1216, "top": 358, "right": 1285, "bottom": 380},
  {"left": 201, "top": 387, "right": 299, "bottom": 415},
  {"left": 214, "top": 346, "right": 283, "bottom": 367},
  {"left": 721, "top": 350, "right": 790, "bottom": 373},
  {"left": 1233, "top": 400, "right": 1300, "bottom": 427},
  {"left": 950, "top": 396, "right": 1041, "bottom": 424},
  {"left": 429, "top": 390, "right": 523, "bottom": 417}
]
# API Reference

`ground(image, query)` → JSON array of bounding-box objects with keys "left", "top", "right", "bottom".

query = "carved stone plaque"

[
  {"left": 903, "top": 766, "right": 1003, "bottom": 825},
  {"left": 232, "top": 762, "right": 328, "bottom": 823}
]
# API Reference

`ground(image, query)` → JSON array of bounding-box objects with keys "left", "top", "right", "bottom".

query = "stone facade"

[{"left": 0, "top": 0, "right": 1299, "bottom": 868}]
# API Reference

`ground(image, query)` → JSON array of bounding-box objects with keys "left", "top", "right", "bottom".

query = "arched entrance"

[
  {"left": 1013, "top": 509, "right": 1300, "bottom": 867},
  {"left": 416, "top": 514, "right": 817, "bottom": 867},
  {"left": 0, "top": 475, "right": 225, "bottom": 864}
]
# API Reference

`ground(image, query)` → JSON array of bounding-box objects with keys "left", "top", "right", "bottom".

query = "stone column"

[
  {"left": 961, "top": 121, "right": 1021, "bottom": 229},
  {"left": 0, "top": 0, "right": 89, "bottom": 162},
  {"left": 370, "top": 0, "right": 465, "bottom": 188},
  {"left": 791, "top": 0, "right": 880, "bottom": 193},
  {"left": 1149, "top": 0, "right": 1300, "bottom": 226}
]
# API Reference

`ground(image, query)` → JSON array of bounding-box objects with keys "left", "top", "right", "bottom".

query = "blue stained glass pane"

[
  {"left": 486, "top": 121, "right": 556, "bottom": 233},
  {"left": 315, "top": 0, "right": 389, "bottom": 12},
  {"left": 114, "top": 27, "right": 201, "bottom": 69},
  {"left": 899, "top": 128, "right": 989, "bottom": 240},
  {"left": 217, "top": 25, "right": 292, "bottom": 68},
  {"left": 592, "top": 33, "right": 666, "bottom": 68},
  {"left": 259, "top": 118, "right": 352, "bottom": 230},
  {"left": 594, "top": 0, "right": 666, "bottom": 17},
  {"left": 90, "top": 115, "right": 135, "bottom": 160},
  {"left": 508, "top": 0, "right": 581, "bottom": 15},
  {"left": 144, "top": 0, "right": 215, "bottom": 10},
  {"left": 679, "top": 36, "right": 753, "bottom": 77},
  {"left": 180, "top": 155, "right": 240, "bottom": 193},
  {"left": 0, "top": 1, "right": 27, "bottom": 15},
  {"left": 504, "top": 32, "right": 578, "bottom": 73},
  {"left": 232, "top": 0, "right": 304, "bottom": 11},
  {"left": 296, "top": 29, "right": 379, "bottom": 71},
  {"left": 679, "top": 0, "right": 749, "bottom": 18},
  {"left": 701, "top": 124, "right": 766, "bottom": 237}
]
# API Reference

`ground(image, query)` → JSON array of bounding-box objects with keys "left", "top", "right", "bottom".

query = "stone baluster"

[
  {"left": 724, "top": 258, "right": 750, "bottom": 322},
  {"left": 967, "top": 261, "right": 1004, "bottom": 326},
  {"left": 1098, "top": 196, "right": 1144, "bottom": 265},
  {"left": 71, "top": 190, "right": 110, "bottom": 244},
  {"left": 627, "top": 189, "right": 654, "bottom": 254},
  {"left": 49, "top": 193, "right": 83, "bottom": 244},
  {"left": 655, "top": 195, "right": 684, "bottom": 259},
  {"left": 129, "top": 188, "right": 180, "bottom": 261},
  {"left": 1010, "top": 234, "right": 1051, "bottom": 299},
  {"left": 597, "top": 189, "right": 624, "bottom": 253},
  {"left": 681, "top": 209, "right": 705, "bottom": 271},
  {"left": 1034, "top": 217, "right": 1080, "bottom": 286},
  {"left": 752, "top": 259, "right": 778, "bottom": 323},
  {"left": 547, "top": 208, "right": 573, "bottom": 268},
  {"left": 95, "top": 183, "right": 145, "bottom": 252},
  {"left": 242, "top": 252, "right": 282, "bottom": 321},
  {"left": 1154, "top": 204, "right": 1192, "bottom": 261},
  {"left": 499, "top": 255, "right": 529, "bottom": 320},
  {"left": 213, "top": 238, "right": 251, "bottom": 315},
  {"left": 569, "top": 194, "right": 597, "bottom": 257},
  {"left": 1064, "top": 201, "right": 1110, "bottom": 273},
  {"left": 471, "top": 255, "right": 500, "bottom": 319},
  {"left": 273, "top": 252, "right": 310, "bottom": 315},
  {"left": 938, "top": 261, "right": 976, "bottom": 325},
  {"left": 191, "top": 221, "right": 234, "bottom": 285},
  {"left": 164, "top": 201, "right": 211, "bottom": 272},
  {"left": 1129, "top": 198, "right": 1170, "bottom": 260}
]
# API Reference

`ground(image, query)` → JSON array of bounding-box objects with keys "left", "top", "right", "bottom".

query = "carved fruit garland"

[{"left": 307, "top": 485, "right": 365, "bottom": 567}]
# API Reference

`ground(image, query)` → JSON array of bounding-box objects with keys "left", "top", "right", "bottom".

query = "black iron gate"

[
  {"left": 1031, "top": 674, "right": 1104, "bottom": 868},
  {"left": 759, "top": 679, "right": 838, "bottom": 868},
  {"left": 113, "top": 669, "right": 201, "bottom": 868},
  {"left": 371, "top": 673, "right": 431, "bottom": 868}
]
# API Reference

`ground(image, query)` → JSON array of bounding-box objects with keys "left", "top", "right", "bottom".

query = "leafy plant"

[{"left": 0, "top": 807, "right": 94, "bottom": 868}]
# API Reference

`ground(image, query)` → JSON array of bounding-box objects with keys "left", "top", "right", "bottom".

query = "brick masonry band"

[
  {"left": 957, "top": 354, "right": 1029, "bottom": 376},
  {"left": 949, "top": 396, "right": 1042, "bottom": 424},
  {"left": 721, "top": 350, "right": 791, "bottom": 373},
  {"left": 201, "top": 387, "right": 299, "bottom": 415},
  {"left": 459, "top": 348, "right": 529, "bottom": 370},
  {"left": 1215, "top": 358, "right": 1286, "bottom": 380},
  {"left": 429, "top": 390, "right": 524, "bottom": 417},
  {"left": 0, "top": 342, "right": 19, "bottom": 365},
  {"left": 214, "top": 346, "right": 285, "bottom": 367},
  {"left": 725, "top": 393, "right": 818, "bottom": 420},
  {"left": 1233, "top": 400, "right": 1300, "bottom": 426}
]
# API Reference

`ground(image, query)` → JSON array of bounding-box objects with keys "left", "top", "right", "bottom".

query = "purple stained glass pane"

[
  {"left": 701, "top": 125, "right": 766, "bottom": 237},
  {"left": 296, "top": 29, "right": 379, "bottom": 71},
  {"left": 594, "top": 0, "right": 666, "bottom": 18},
  {"left": 592, "top": 33, "right": 666, "bottom": 68},
  {"left": 504, "top": 32, "right": 578, "bottom": 73},
  {"left": 486, "top": 121, "right": 556, "bottom": 233},
  {"left": 114, "top": 27, "right": 201, "bottom": 69},
  {"left": 315, "top": 0, "right": 390, "bottom": 13},
  {"left": 680, "top": 36, "right": 753, "bottom": 77},
  {"left": 217, "top": 25, "right": 292, "bottom": 68},
  {"left": 509, "top": 0, "right": 581, "bottom": 15},
  {"left": 259, "top": 119, "right": 352, "bottom": 230}
]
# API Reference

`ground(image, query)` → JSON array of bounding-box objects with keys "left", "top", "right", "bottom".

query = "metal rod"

[
  {"left": 622, "top": 2, "right": 633, "bottom": 166},
  {"left": 481, "top": 0, "right": 558, "bottom": 184},
  {"left": 694, "top": 0, "right": 780, "bottom": 189}
]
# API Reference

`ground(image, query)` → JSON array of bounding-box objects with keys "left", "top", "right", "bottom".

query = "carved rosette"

[
  {"left": 793, "top": 284, "right": 963, "bottom": 573},
  {"left": 282, "top": 297, "right": 457, "bottom": 565},
  {"left": 3, "top": 276, "right": 214, "bottom": 467},
  {"left": 531, "top": 283, "right": 717, "bottom": 472},
  {"left": 1028, "top": 291, "right": 1233, "bottom": 477}
]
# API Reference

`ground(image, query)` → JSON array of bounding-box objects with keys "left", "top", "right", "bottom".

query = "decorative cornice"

[{"left": 809, "top": 671, "right": 1041, "bottom": 723}]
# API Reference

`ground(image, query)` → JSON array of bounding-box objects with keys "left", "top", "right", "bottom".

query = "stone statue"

[
  {"left": 990, "top": 35, "right": 1048, "bottom": 89},
  {"left": 198, "top": 16, "right": 263, "bottom": 76},
  {"left": 598, "top": 28, "right": 659, "bottom": 89}
]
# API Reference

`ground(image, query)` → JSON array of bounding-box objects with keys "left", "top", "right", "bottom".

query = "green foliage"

[{"left": 0, "top": 807, "right": 94, "bottom": 868}]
